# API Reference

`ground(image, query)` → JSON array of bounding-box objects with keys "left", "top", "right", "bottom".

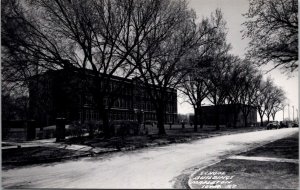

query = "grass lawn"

[
  {"left": 67, "top": 124, "right": 265, "bottom": 149},
  {"left": 190, "top": 159, "right": 298, "bottom": 189},
  {"left": 2, "top": 147, "right": 87, "bottom": 167},
  {"left": 239, "top": 133, "right": 299, "bottom": 159},
  {"left": 189, "top": 133, "right": 299, "bottom": 189}
]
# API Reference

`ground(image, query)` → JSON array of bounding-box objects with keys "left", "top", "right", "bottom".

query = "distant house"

[
  {"left": 29, "top": 69, "right": 177, "bottom": 127},
  {"left": 201, "top": 104, "right": 257, "bottom": 127}
]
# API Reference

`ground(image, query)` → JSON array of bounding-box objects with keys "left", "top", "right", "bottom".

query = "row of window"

[
  {"left": 81, "top": 96, "right": 175, "bottom": 112},
  {"left": 80, "top": 98, "right": 176, "bottom": 114},
  {"left": 80, "top": 92, "right": 176, "bottom": 110},
  {"left": 110, "top": 111, "right": 134, "bottom": 120},
  {"left": 78, "top": 110, "right": 176, "bottom": 123},
  {"left": 102, "top": 82, "right": 132, "bottom": 95},
  {"left": 79, "top": 110, "right": 100, "bottom": 121},
  {"left": 134, "top": 90, "right": 176, "bottom": 101}
]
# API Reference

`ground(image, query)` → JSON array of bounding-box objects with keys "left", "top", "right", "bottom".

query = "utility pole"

[
  {"left": 288, "top": 104, "right": 290, "bottom": 121},
  {"left": 282, "top": 105, "right": 285, "bottom": 121},
  {"left": 292, "top": 106, "right": 294, "bottom": 121}
]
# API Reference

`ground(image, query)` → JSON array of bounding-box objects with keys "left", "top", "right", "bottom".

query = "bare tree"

[
  {"left": 205, "top": 58, "right": 232, "bottom": 130},
  {"left": 179, "top": 56, "right": 210, "bottom": 132},
  {"left": 265, "top": 86, "right": 286, "bottom": 122},
  {"left": 243, "top": 0, "right": 298, "bottom": 73},
  {"left": 124, "top": 0, "right": 203, "bottom": 135},
  {"left": 224, "top": 58, "right": 249, "bottom": 128},
  {"left": 254, "top": 78, "right": 274, "bottom": 126},
  {"left": 238, "top": 62, "right": 263, "bottom": 127},
  {"left": 2, "top": 0, "right": 162, "bottom": 137},
  {"left": 271, "top": 103, "right": 284, "bottom": 121},
  {"left": 205, "top": 55, "right": 237, "bottom": 130},
  {"left": 179, "top": 9, "right": 230, "bottom": 131}
]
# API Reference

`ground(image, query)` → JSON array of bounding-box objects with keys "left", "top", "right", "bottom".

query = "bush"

[
  {"left": 85, "top": 120, "right": 102, "bottom": 138},
  {"left": 68, "top": 121, "right": 86, "bottom": 138},
  {"left": 110, "top": 120, "right": 140, "bottom": 137}
]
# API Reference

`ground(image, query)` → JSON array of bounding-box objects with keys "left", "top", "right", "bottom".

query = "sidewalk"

[
  {"left": 2, "top": 138, "right": 116, "bottom": 153},
  {"left": 2, "top": 139, "right": 117, "bottom": 168},
  {"left": 188, "top": 132, "right": 299, "bottom": 189}
]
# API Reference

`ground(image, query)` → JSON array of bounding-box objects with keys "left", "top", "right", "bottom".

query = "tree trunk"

[
  {"left": 272, "top": 114, "right": 275, "bottom": 121},
  {"left": 233, "top": 112, "right": 238, "bottom": 128},
  {"left": 194, "top": 107, "right": 198, "bottom": 132},
  {"left": 81, "top": 93, "right": 86, "bottom": 124},
  {"left": 260, "top": 114, "right": 264, "bottom": 126},
  {"left": 232, "top": 105, "right": 239, "bottom": 128},
  {"left": 244, "top": 114, "right": 248, "bottom": 128},
  {"left": 94, "top": 92, "right": 110, "bottom": 138},
  {"left": 267, "top": 115, "right": 270, "bottom": 123},
  {"left": 156, "top": 107, "right": 166, "bottom": 135},
  {"left": 215, "top": 105, "right": 220, "bottom": 130},
  {"left": 102, "top": 110, "right": 111, "bottom": 138},
  {"left": 199, "top": 105, "right": 203, "bottom": 129},
  {"left": 241, "top": 105, "right": 249, "bottom": 127}
]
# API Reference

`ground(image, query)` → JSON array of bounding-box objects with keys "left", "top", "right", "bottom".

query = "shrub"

[
  {"left": 110, "top": 120, "right": 140, "bottom": 137},
  {"left": 68, "top": 121, "right": 85, "bottom": 138}
]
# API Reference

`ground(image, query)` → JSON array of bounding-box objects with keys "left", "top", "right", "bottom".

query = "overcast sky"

[{"left": 178, "top": 0, "right": 299, "bottom": 121}]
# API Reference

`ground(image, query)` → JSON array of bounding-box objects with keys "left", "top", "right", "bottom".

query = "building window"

[
  {"left": 91, "top": 110, "right": 94, "bottom": 120},
  {"left": 85, "top": 111, "right": 88, "bottom": 120},
  {"left": 79, "top": 112, "right": 82, "bottom": 121}
]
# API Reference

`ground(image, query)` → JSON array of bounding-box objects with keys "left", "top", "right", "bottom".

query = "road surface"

[{"left": 2, "top": 128, "right": 298, "bottom": 189}]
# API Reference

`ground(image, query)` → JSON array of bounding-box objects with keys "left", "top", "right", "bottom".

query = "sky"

[{"left": 178, "top": 0, "right": 299, "bottom": 121}]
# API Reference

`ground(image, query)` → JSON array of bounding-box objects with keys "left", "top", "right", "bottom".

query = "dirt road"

[{"left": 2, "top": 128, "right": 298, "bottom": 189}]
